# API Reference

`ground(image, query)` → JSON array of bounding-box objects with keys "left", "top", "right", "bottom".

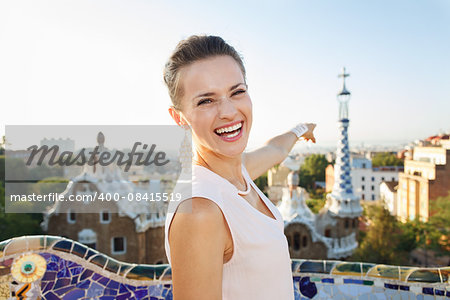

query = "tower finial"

[
  {"left": 338, "top": 67, "right": 350, "bottom": 79},
  {"left": 338, "top": 67, "right": 350, "bottom": 96}
]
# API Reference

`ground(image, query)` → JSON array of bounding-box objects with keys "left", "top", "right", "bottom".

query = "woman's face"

[{"left": 174, "top": 55, "right": 252, "bottom": 159}]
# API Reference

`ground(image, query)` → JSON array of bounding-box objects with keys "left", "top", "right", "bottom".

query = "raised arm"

[
  {"left": 243, "top": 123, "right": 316, "bottom": 180},
  {"left": 168, "top": 198, "right": 230, "bottom": 300}
]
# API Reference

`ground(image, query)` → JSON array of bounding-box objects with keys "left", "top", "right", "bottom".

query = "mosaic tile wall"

[{"left": 0, "top": 236, "right": 448, "bottom": 299}]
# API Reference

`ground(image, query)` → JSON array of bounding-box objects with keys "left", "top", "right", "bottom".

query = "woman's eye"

[
  {"left": 197, "top": 98, "right": 212, "bottom": 106},
  {"left": 232, "top": 89, "right": 246, "bottom": 96}
]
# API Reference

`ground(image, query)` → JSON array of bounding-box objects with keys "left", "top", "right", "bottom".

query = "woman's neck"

[{"left": 193, "top": 148, "right": 246, "bottom": 190}]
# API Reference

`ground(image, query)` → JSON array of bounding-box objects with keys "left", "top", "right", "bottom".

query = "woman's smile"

[{"left": 214, "top": 120, "right": 244, "bottom": 142}]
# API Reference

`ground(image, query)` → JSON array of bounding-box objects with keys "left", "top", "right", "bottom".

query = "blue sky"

[{"left": 1, "top": 0, "right": 449, "bottom": 149}]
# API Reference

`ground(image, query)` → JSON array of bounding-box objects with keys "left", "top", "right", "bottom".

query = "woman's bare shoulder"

[
  {"left": 168, "top": 197, "right": 227, "bottom": 299},
  {"left": 170, "top": 197, "right": 227, "bottom": 237}
]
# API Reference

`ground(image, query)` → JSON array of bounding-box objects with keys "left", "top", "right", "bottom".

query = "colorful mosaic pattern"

[
  {"left": 0, "top": 236, "right": 449, "bottom": 299},
  {"left": 291, "top": 260, "right": 450, "bottom": 299}
]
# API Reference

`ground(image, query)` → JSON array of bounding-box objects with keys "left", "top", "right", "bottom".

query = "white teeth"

[
  {"left": 215, "top": 122, "right": 242, "bottom": 134},
  {"left": 225, "top": 130, "right": 240, "bottom": 138}
]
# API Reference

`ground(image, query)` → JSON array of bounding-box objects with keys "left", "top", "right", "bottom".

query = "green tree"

[
  {"left": 306, "top": 189, "right": 327, "bottom": 214},
  {"left": 299, "top": 154, "right": 328, "bottom": 191},
  {"left": 32, "top": 176, "right": 69, "bottom": 195},
  {"left": 351, "top": 204, "right": 406, "bottom": 265},
  {"left": 0, "top": 136, "right": 5, "bottom": 155},
  {"left": 0, "top": 155, "right": 4, "bottom": 183},
  {"left": 398, "top": 193, "right": 450, "bottom": 255},
  {"left": 299, "top": 170, "right": 314, "bottom": 191},
  {"left": 395, "top": 220, "right": 419, "bottom": 254},
  {"left": 372, "top": 152, "right": 403, "bottom": 167},
  {"left": 29, "top": 164, "right": 64, "bottom": 180},
  {"left": 427, "top": 193, "right": 450, "bottom": 254},
  {"left": 5, "top": 157, "right": 29, "bottom": 181},
  {"left": 3, "top": 157, "right": 32, "bottom": 198},
  {"left": 0, "top": 155, "right": 46, "bottom": 242},
  {"left": 0, "top": 185, "right": 44, "bottom": 241}
]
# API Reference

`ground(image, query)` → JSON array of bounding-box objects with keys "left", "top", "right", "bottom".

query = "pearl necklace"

[{"left": 237, "top": 175, "right": 251, "bottom": 196}]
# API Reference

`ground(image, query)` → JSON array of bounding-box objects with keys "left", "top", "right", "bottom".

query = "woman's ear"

[{"left": 168, "top": 106, "right": 186, "bottom": 127}]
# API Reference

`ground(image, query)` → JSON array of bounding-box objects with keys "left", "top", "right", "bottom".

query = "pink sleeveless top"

[{"left": 164, "top": 164, "right": 294, "bottom": 300}]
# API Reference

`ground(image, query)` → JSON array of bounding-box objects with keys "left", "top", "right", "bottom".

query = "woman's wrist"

[{"left": 290, "top": 123, "right": 308, "bottom": 139}]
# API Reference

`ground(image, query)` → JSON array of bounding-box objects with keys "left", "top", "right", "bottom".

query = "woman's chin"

[
  {"left": 216, "top": 140, "right": 248, "bottom": 158},
  {"left": 194, "top": 134, "right": 249, "bottom": 159}
]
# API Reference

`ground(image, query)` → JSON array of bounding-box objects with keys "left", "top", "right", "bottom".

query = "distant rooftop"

[{"left": 382, "top": 180, "right": 398, "bottom": 192}]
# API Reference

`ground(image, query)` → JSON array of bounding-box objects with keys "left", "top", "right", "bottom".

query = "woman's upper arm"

[{"left": 168, "top": 197, "right": 228, "bottom": 300}]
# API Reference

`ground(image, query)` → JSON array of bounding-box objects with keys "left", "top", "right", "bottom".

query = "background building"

[
  {"left": 380, "top": 181, "right": 398, "bottom": 215},
  {"left": 42, "top": 132, "right": 168, "bottom": 264},
  {"left": 326, "top": 154, "right": 402, "bottom": 201},
  {"left": 40, "top": 137, "right": 75, "bottom": 153},
  {"left": 267, "top": 154, "right": 305, "bottom": 203},
  {"left": 397, "top": 136, "right": 450, "bottom": 222}
]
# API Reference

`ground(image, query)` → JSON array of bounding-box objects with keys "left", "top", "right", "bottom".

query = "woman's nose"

[{"left": 218, "top": 97, "right": 238, "bottom": 119}]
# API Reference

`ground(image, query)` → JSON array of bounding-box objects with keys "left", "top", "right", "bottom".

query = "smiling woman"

[{"left": 162, "top": 35, "right": 316, "bottom": 300}]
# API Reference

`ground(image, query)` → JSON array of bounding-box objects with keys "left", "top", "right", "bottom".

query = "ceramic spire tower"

[{"left": 327, "top": 68, "right": 362, "bottom": 217}]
